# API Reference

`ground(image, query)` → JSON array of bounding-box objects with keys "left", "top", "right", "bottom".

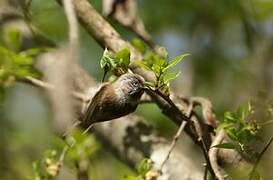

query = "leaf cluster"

[
  {"left": 31, "top": 129, "right": 100, "bottom": 180},
  {"left": 31, "top": 150, "right": 60, "bottom": 180},
  {"left": 0, "top": 28, "right": 46, "bottom": 101},
  {"left": 214, "top": 102, "right": 259, "bottom": 157},
  {"left": 132, "top": 38, "right": 188, "bottom": 95},
  {"left": 65, "top": 129, "right": 100, "bottom": 162},
  {"left": 100, "top": 48, "right": 131, "bottom": 78}
]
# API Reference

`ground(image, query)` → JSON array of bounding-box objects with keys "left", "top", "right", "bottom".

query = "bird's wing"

[{"left": 82, "top": 84, "right": 108, "bottom": 124}]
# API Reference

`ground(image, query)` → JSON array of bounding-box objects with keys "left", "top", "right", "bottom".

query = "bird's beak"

[{"left": 142, "top": 85, "right": 152, "bottom": 92}]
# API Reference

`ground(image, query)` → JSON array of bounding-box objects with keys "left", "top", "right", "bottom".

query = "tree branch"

[
  {"left": 66, "top": 0, "right": 231, "bottom": 178},
  {"left": 209, "top": 129, "right": 226, "bottom": 180}
]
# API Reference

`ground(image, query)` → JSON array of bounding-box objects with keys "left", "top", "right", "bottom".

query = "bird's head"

[{"left": 115, "top": 73, "right": 146, "bottom": 100}]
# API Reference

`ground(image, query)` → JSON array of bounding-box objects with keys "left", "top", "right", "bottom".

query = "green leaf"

[
  {"left": 20, "top": 48, "right": 51, "bottom": 57},
  {"left": 116, "top": 48, "right": 130, "bottom": 68},
  {"left": 132, "top": 38, "right": 146, "bottom": 54},
  {"left": 163, "top": 71, "right": 181, "bottom": 84},
  {"left": 137, "top": 158, "right": 152, "bottom": 176},
  {"left": 224, "top": 111, "right": 237, "bottom": 123},
  {"left": 65, "top": 129, "right": 100, "bottom": 162},
  {"left": 143, "top": 52, "right": 157, "bottom": 68},
  {"left": 163, "top": 53, "right": 189, "bottom": 71},
  {"left": 13, "top": 55, "right": 33, "bottom": 65},
  {"left": 238, "top": 102, "right": 252, "bottom": 120},
  {"left": 13, "top": 66, "right": 41, "bottom": 79},
  {"left": 151, "top": 64, "right": 161, "bottom": 76},
  {"left": 211, "top": 143, "right": 237, "bottom": 149},
  {"left": 237, "top": 129, "right": 252, "bottom": 144},
  {"left": 65, "top": 136, "right": 76, "bottom": 148},
  {"left": 100, "top": 49, "right": 116, "bottom": 70},
  {"left": 226, "top": 128, "right": 238, "bottom": 141},
  {"left": 153, "top": 54, "right": 166, "bottom": 67},
  {"left": 32, "top": 161, "right": 43, "bottom": 180},
  {"left": 216, "top": 122, "right": 234, "bottom": 132},
  {"left": 134, "top": 60, "right": 152, "bottom": 71},
  {"left": 3, "top": 28, "right": 22, "bottom": 51}
]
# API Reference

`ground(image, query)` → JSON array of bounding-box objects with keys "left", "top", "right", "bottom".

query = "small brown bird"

[{"left": 83, "top": 73, "right": 146, "bottom": 126}]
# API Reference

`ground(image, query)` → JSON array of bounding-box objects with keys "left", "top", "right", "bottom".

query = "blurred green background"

[{"left": 0, "top": 0, "right": 273, "bottom": 179}]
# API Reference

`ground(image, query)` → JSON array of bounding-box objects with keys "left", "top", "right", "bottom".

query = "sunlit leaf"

[
  {"left": 134, "top": 60, "right": 152, "bottom": 71},
  {"left": 153, "top": 54, "right": 166, "bottom": 67},
  {"left": 238, "top": 102, "right": 252, "bottom": 120},
  {"left": 226, "top": 128, "right": 238, "bottom": 141},
  {"left": 137, "top": 158, "right": 152, "bottom": 176},
  {"left": 13, "top": 55, "right": 33, "bottom": 65},
  {"left": 3, "top": 28, "right": 22, "bottom": 51},
  {"left": 211, "top": 143, "right": 237, "bottom": 149},
  {"left": 132, "top": 38, "right": 146, "bottom": 54},
  {"left": 20, "top": 48, "right": 51, "bottom": 57},
  {"left": 224, "top": 111, "right": 237, "bottom": 123},
  {"left": 216, "top": 122, "right": 233, "bottom": 132},
  {"left": 163, "top": 71, "right": 181, "bottom": 84},
  {"left": 116, "top": 48, "right": 130, "bottom": 69},
  {"left": 144, "top": 52, "right": 155, "bottom": 68},
  {"left": 65, "top": 136, "right": 76, "bottom": 148},
  {"left": 151, "top": 64, "right": 161, "bottom": 76},
  {"left": 100, "top": 49, "right": 115, "bottom": 68},
  {"left": 163, "top": 53, "right": 189, "bottom": 71}
]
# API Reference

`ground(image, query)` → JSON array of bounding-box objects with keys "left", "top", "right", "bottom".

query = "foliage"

[
  {"left": 0, "top": 28, "right": 47, "bottom": 101},
  {"left": 65, "top": 129, "right": 100, "bottom": 162},
  {"left": 31, "top": 149, "right": 60, "bottom": 180},
  {"left": 133, "top": 38, "right": 189, "bottom": 95},
  {"left": 121, "top": 158, "right": 152, "bottom": 180},
  {"left": 99, "top": 39, "right": 188, "bottom": 96},
  {"left": 1, "top": 27, "right": 22, "bottom": 52},
  {"left": 0, "top": 47, "right": 42, "bottom": 83},
  {"left": 100, "top": 48, "right": 131, "bottom": 79},
  {"left": 214, "top": 102, "right": 260, "bottom": 156},
  {"left": 214, "top": 100, "right": 273, "bottom": 180},
  {"left": 31, "top": 129, "right": 100, "bottom": 180},
  {"left": 131, "top": 38, "right": 147, "bottom": 55}
]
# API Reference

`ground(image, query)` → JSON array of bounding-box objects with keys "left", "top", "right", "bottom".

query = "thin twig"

[
  {"left": 248, "top": 136, "right": 273, "bottom": 179},
  {"left": 203, "top": 166, "right": 208, "bottom": 180},
  {"left": 209, "top": 129, "right": 226, "bottom": 180},
  {"left": 63, "top": 0, "right": 79, "bottom": 50},
  {"left": 159, "top": 121, "right": 188, "bottom": 171},
  {"left": 62, "top": 120, "right": 82, "bottom": 138},
  {"left": 158, "top": 100, "right": 193, "bottom": 171},
  {"left": 179, "top": 96, "right": 218, "bottom": 179},
  {"left": 24, "top": 76, "right": 89, "bottom": 102},
  {"left": 189, "top": 97, "right": 217, "bottom": 128}
]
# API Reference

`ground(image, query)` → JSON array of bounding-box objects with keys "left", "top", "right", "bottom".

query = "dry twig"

[
  {"left": 209, "top": 129, "right": 226, "bottom": 180},
  {"left": 158, "top": 102, "right": 193, "bottom": 171},
  {"left": 23, "top": 76, "right": 89, "bottom": 102}
]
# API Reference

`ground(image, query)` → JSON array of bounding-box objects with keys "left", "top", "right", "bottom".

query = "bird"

[{"left": 82, "top": 73, "right": 146, "bottom": 127}]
